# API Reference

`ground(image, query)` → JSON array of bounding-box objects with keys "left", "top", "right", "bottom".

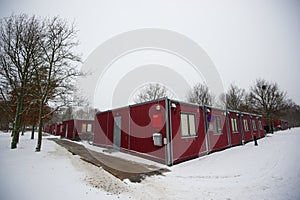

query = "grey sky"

[{"left": 1, "top": 0, "right": 300, "bottom": 107}]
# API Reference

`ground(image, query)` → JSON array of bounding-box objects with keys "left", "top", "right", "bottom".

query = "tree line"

[
  {"left": 0, "top": 14, "right": 81, "bottom": 150},
  {"left": 134, "top": 80, "right": 300, "bottom": 128}
]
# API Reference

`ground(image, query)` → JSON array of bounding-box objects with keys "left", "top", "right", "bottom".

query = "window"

[
  {"left": 87, "top": 124, "right": 92, "bottom": 132},
  {"left": 60, "top": 125, "right": 63, "bottom": 132},
  {"left": 180, "top": 113, "right": 197, "bottom": 137},
  {"left": 231, "top": 118, "right": 238, "bottom": 133},
  {"left": 81, "top": 123, "right": 87, "bottom": 132},
  {"left": 243, "top": 119, "right": 249, "bottom": 131},
  {"left": 252, "top": 120, "right": 257, "bottom": 130},
  {"left": 215, "top": 116, "right": 222, "bottom": 134}
]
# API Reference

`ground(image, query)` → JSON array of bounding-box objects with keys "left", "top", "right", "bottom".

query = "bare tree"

[
  {"left": 34, "top": 17, "right": 81, "bottom": 151},
  {"left": 0, "top": 14, "right": 81, "bottom": 150},
  {"left": 285, "top": 101, "right": 300, "bottom": 127},
  {"left": 73, "top": 107, "right": 98, "bottom": 120},
  {"left": 187, "top": 82, "right": 215, "bottom": 106},
  {"left": 220, "top": 84, "right": 246, "bottom": 110},
  {"left": 0, "top": 14, "right": 42, "bottom": 148},
  {"left": 249, "top": 79, "right": 289, "bottom": 132},
  {"left": 133, "top": 83, "right": 168, "bottom": 103}
]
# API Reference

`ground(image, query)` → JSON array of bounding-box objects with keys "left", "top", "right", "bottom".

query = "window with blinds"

[{"left": 180, "top": 113, "right": 197, "bottom": 137}]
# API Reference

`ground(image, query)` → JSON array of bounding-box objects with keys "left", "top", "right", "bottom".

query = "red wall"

[
  {"left": 94, "top": 99, "right": 167, "bottom": 163},
  {"left": 75, "top": 120, "right": 94, "bottom": 140},
  {"left": 62, "top": 120, "right": 75, "bottom": 140},
  {"left": 94, "top": 111, "right": 111, "bottom": 147},
  {"left": 56, "top": 124, "right": 63, "bottom": 136},
  {"left": 228, "top": 111, "right": 243, "bottom": 146},
  {"left": 93, "top": 99, "right": 267, "bottom": 165},
  {"left": 251, "top": 117, "right": 259, "bottom": 139},
  {"left": 170, "top": 102, "right": 206, "bottom": 164},
  {"left": 129, "top": 100, "right": 166, "bottom": 163},
  {"left": 241, "top": 115, "right": 252, "bottom": 143},
  {"left": 206, "top": 108, "right": 229, "bottom": 152}
]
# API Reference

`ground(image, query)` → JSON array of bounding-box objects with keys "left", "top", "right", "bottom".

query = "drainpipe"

[
  {"left": 106, "top": 112, "right": 109, "bottom": 146},
  {"left": 203, "top": 105, "right": 210, "bottom": 154},
  {"left": 165, "top": 98, "right": 173, "bottom": 166},
  {"left": 250, "top": 116, "right": 253, "bottom": 140},
  {"left": 225, "top": 111, "right": 231, "bottom": 147},
  {"left": 240, "top": 114, "right": 245, "bottom": 145},
  {"left": 73, "top": 119, "right": 77, "bottom": 140},
  {"left": 128, "top": 106, "right": 131, "bottom": 152}
]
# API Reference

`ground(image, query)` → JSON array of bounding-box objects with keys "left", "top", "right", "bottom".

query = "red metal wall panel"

[
  {"left": 56, "top": 124, "right": 63, "bottom": 136},
  {"left": 241, "top": 115, "right": 252, "bottom": 143},
  {"left": 251, "top": 118, "right": 259, "bottom": 139},
  {"left": 75, "top": 120, "right": 94, "bottom": 140},
  {"left": 170, "top": 102, "right": 206, "bottom": 164},
  {"left": 129, "top": 100, "right": 166, "bottom": 163},
  {"left": 206, "top": 108, "right": 229, "bottom": 152},
  {"left": 228, "top": 111, "right": 243, "bottom": 146},
  {"left": 62, "top": 120, "right": 75, "bottom": 140},
  {"left": 94, "top": 112, "right": 110, "bottom": 146}
]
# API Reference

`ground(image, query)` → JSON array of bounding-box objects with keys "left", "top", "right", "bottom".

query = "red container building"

[{"left": 94, "top": 98, "right": 265, "bottom": 165}]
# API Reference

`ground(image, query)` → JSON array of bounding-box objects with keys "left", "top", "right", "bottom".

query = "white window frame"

[
  {"left": 214, "top": 116, "right": 223, "bottom": 135},
  {"left": 180, "top": 113, "right": 197, "bottom": 138},
  {"left": 231, "top": 118, "right": 239, "bottom": 133},
  {"left": 87, "top": 123, "right": 92, "bottom": 132},
  {"left": 243, "top": 119, "right": 249, "bottom": 131}
]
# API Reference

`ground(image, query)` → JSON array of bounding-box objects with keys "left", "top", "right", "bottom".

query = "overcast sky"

[{"left": 1, "top": 0, "right": 300, "bottom": 108}]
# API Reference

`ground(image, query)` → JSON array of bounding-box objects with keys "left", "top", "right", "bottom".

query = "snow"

[{"left": 1, "top": 128, "right": 300, "bottom": 200}]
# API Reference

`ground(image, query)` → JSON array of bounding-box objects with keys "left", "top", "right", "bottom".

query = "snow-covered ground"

[{"left": 1, "top": 128, "right": 300, "bottom": 200}]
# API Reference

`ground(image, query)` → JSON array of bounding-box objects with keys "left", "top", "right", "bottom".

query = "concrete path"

[{"left": 48, "top": 138, "right": 169, "bottom": 182}]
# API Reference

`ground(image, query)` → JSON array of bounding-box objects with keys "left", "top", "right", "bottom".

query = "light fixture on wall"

[
  {"left": 171, "top": 103, "right": 176, "bottom": 109},
  {"left": 155, "top": 104, "right": 161, "bottom": 111}
]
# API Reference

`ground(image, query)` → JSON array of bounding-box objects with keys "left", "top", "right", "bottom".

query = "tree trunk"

[
  {"left": 21, "top": 124, "right": 25, "bottom": 136},
  {"left": 271, "top": 121, "right": 274, "bottom": 134},
  {"left": 267, "top": 117, "right": 274, "bottom": 134},
  {"left": 11, "top": 100, "right": 23, "bottom": 149},
  {"left": 36, "top": 101, "right": 44, "bottom": 152},
  {"left": 31, "top": 124, "right": 35, "bottom": 139},
  {"left": 11, "top": 122, "right": 14, "bottom": 137}
]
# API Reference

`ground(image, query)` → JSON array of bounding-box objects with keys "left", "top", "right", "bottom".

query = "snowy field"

[{"left": 1, "top": 128, "right": 300, "bottom": 200}]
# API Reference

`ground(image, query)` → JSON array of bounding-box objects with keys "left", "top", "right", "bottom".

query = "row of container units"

[
  {"left": 93, "top": 98, "right": 265, "bottom": 166},
  {"left": 44, "top": 119, "right": 94, "bottom": 141},
  {"left": 274, "top": 119, "right": 289, "bottom": 131},
  {"left": 261, "top": 118, "right": 289, "bottom": 133}
]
